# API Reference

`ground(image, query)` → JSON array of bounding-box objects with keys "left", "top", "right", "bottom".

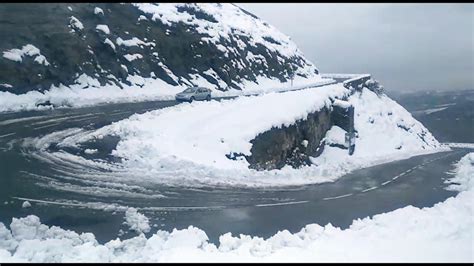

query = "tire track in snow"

[
  {"left": 12, "top": 196, "right": 225, "bottom": 212},
  {"left": 0, "top": 132, "right": 16, "bottom": 139},
  {"left": 32, "top": 122, "right": 62, "bottom": 130},
  {"left": 255, "top": 200, "right": 309, "bottom": 207},
  {"left": 30, "top": 113, "right": 100, "bottom": 126},
  {"left": 0, "top": 115, "right": 49, "bottom": 126},
  {"left": 11, "top": 147, "right": 464, "bottom": 212},
  {"left": 12, "top": 196, "right": 89, "bottom": 207}
]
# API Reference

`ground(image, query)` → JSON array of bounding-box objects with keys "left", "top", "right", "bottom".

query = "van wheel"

[{"left": 206, "top": 95, "right": 211, "bottom": 101}]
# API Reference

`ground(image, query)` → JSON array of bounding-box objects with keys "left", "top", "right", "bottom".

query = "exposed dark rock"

[
  {"left": 246, "top": 107, "right": 333, "bottom": 171},
  {"left": 226, "top": 152, "right": 246, "bottom": 161},
  {"left": 331, "top": 104, "right": 354, "bottom": 133},
  {"left": 365, "top": 79, "right": 384, "bottom": 95},
  {"left": 245, "top": 86, "right": 364, "bottom": 170},
  {"left": 397, "top": 123, "right": 410, "bottom": 131},
  {"left": 35, "top": 100, "right": 53, "bottom": 107}
]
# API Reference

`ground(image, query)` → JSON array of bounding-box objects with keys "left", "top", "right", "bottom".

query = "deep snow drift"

[
  {"left": 0, "top": 152, "right": 472, "bottom": 262},
  {"left": 50, "top": 82, "right": 444, "bottom": 187}
]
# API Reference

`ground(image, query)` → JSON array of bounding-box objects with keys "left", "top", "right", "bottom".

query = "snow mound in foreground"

[
  {"left": 124, "top": 207, "right": 150, "bottom": 234},
  {"left": 445, "top": 152, "right": 474, "bottom": 192},
  {"left": 0, "top": 153, "right": 472, "bottom": 262}
]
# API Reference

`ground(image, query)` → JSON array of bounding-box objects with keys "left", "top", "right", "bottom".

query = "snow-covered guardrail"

[
  {"left": 319, "top": 73, "right": 372, "bottom": 91},
  {"left": 212, "top": 78, "right": 338, "bottom": 99},
  {"left": 320, "top": 73, "right": 365, "bottom": 79},
  {"left": 342, "top": 74, "right": 371, "bottom": 86},
  {"left": 441, "top": 143, "right": 474, "bottom": 149},
  {"left": 232, "top": 74, "right": 372, "bottom": 98},
  {"left": 214, "top": 73, "right": 376, "bottom": 100},
  {"left": 265, "top": 79, "right": 338, "bottom": 94}
]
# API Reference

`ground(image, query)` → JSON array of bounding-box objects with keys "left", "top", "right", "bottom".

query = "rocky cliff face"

[{"left": 0, "top": 3, "right": 319, "bottom": 94}]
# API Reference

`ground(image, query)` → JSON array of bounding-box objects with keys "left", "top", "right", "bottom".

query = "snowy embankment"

[
  {"left": 1, "top": 153, "right": 472, "bottom": 262},
  {"left": 0, "top": 74, "right": 328, "bottom": 113},
  {"left": 63, "top": 82, "right": 445, "bottom": 187}
]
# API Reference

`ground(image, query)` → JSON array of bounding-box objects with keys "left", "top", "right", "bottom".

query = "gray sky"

[{"left": 239, "top": 3, "right": 474, "bottom": 92}]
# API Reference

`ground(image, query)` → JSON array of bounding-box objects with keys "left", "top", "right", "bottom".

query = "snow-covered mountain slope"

[
  {"left": 0, "top": 3, "right": 321, "bottom": 111},
  {"left": 1, "top": 153, "right": 472, "bottom": 262},
  {"left": 39, "top": 81, "right": 445, "bottom": 187}
]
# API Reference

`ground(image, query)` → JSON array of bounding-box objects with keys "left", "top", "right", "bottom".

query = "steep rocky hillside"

[{"left": 0, "top": 3, "right": 319, "bottom": 95}]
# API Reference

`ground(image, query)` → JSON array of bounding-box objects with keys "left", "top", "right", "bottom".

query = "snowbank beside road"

[
  {"left": 0, "top": 153, "right": 472, "bottom": 262},
  {"left": 445, "top": 152, "right": 474, "bottom": 192}
]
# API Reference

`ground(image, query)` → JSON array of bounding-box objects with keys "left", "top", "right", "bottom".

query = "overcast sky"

[{"left": 239, "top": 3, "right": 473, "bottom": 92}]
